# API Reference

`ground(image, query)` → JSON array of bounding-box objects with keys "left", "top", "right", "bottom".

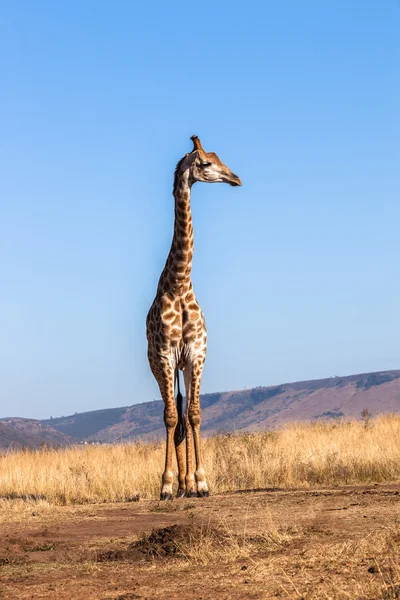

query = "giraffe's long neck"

[{"left": 158, "top": 168, "right": 194, "bottom": 295}]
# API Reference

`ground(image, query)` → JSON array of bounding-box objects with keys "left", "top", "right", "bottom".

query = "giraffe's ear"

[{"left": 191, "top": 135, "right": 204, "bottom": 152}]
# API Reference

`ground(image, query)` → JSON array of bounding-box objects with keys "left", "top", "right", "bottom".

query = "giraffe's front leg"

[
  {"left": 185, "top": 359, "right": 209, "bottom": 497},
  {"left": 183, "top": 367, "right": 197, "bottom": 497},
  {"left": 159, "top": 369, "right": 178, "bottom": 501},
  {"left": 187, "top": 360, "right": 209, "bottom": 497}
]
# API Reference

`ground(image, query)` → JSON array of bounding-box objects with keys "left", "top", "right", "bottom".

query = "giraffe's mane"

[{"left": 173, "top": 154, "right": 190, "bottom": 195}]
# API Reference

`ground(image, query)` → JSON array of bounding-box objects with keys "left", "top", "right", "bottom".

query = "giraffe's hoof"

[
  {"left": 186, "top": 491, "right": 197, "bottom": 498},
  {"left": 160, "top": 493, "right": 173, "bottom": 501},
  {"left": 176, "top": 489, "right": 186, "bottom": 499},
  {"left": 197, "top": 490, "right": 209, "bottom": 498}
]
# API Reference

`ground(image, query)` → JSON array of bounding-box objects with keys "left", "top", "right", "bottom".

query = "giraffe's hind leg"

[
  {"left": 174, "top": 370, "right": 186, "bottom": 498},
  {"left": 175, "top": 441, "right": 186, "bottom": 498}
]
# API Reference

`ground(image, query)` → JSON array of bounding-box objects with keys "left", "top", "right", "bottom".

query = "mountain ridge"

[
  {"left": 2, "top": 369, "right": 399, "bottom": 449},
  {"left": 0, "top": 419, "right": 72, "bottom": 450},
  {"left": 39, "top": 369, "right": 400, "bottom": 443}
]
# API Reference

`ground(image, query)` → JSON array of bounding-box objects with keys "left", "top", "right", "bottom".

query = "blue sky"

[{"left": 1, "top": 1, "right": 399, "bottom": 419}]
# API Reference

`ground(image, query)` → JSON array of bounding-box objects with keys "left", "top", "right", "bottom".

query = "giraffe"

[{"left": 146, "top": 135, "right": 241, "bottom": 500}]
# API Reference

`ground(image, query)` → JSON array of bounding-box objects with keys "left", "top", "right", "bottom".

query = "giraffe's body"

[{"left": 146, "top": 136, "right": 241, "bottom": 499}]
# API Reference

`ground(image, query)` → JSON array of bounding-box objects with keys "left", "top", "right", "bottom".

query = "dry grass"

[
  {"left": 248, "top": 520, "right": 400, "bottom": 599},
  {"left": 0, "top": 414, "right": 399, "bottom": 505}
]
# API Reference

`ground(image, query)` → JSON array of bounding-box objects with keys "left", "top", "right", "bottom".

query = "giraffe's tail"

[{"left": 174, "top": 369, "right": 185, "bottom": 447}]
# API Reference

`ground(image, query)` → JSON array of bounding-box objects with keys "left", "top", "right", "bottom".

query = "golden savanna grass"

[{"left": 0, "top": 414, "right": 399, "bottom": 505}]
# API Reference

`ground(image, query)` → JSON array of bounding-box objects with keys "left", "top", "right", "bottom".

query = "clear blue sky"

[{"left": 1, "top": 1, "right": 399, "bottom": 419}]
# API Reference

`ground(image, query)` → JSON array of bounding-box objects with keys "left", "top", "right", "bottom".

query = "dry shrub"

[
  {"left": 0, "top": 414, "right": 399, "bottom": 505},
  {"left": 95, "top": 512, "right": 291, "bottom": 566},
  {"left": 94, "top": 521, "right": 230, "bottom": 564}
]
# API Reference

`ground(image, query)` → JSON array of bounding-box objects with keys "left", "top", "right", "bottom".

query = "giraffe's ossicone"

[{"left": 146, "top": 135, "right": 241, "bottom": 500}]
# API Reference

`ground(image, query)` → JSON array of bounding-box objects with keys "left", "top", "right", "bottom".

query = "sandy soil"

[{"left": 1, "top": 484, "right": 399, "bottom": 599}]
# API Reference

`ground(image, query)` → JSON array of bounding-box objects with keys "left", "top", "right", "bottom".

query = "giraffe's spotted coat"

[{"left": 146, "top": 136, "right": 241, "bottom": 499}]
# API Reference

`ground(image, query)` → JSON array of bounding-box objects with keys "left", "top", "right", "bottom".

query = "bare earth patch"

[{"left": 0, "top": 484, "right": 399, "bottom": 599}]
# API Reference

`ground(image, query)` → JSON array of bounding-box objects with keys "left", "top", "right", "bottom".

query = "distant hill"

[
  {"left": 0, "top": 419, "right": 72, "bottom": 450},
  {"left": 40, "top": 370, "right": 400, "bottom": 443}
]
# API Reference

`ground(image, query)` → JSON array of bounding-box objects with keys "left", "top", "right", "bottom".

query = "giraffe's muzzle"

[{"left": 225, "top": 172, "right": 242, "bottom": 186}]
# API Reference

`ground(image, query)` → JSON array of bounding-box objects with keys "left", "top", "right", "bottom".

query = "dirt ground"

[{"left": 0, "top": 484, "right": 399, "bottom": 600}]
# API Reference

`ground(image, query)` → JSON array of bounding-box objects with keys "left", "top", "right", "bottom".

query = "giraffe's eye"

[{"left": 201, "top": 162, "right": 211, "bottom": 168}]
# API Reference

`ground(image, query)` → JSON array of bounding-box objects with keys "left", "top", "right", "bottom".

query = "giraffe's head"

[{"left": 183, "top": 135, "right": 242, "bottom": 187}]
